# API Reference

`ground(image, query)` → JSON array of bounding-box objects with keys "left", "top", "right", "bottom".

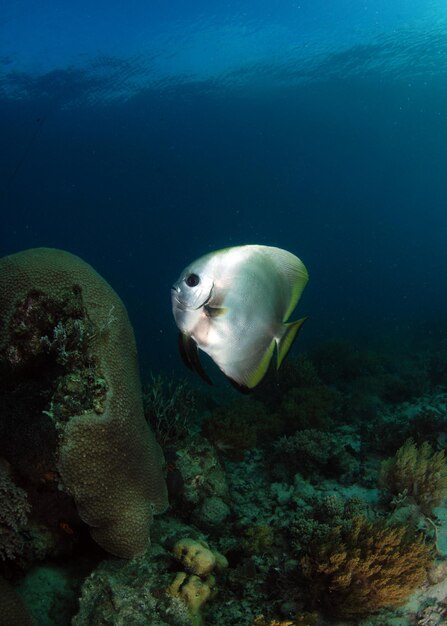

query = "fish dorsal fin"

[
  {"left": 262, "top": 247, "right": 309, "bottom": 321},
  {"left": 276, "top": 317, "right": 308, "bottom": 369},
  {"left": 178, "top": 332, "right": 213, "bottom": 385}
]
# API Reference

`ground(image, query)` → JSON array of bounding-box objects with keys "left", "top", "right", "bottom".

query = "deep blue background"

[{"left": 1, "top": 1, "right": 447, "bottom": 380}]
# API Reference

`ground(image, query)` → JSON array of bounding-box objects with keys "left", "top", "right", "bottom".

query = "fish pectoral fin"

[
  {"left": 178, "top": 332, "right": 213, "bottom": 385},
  {"left": 276, "top": 317, "right": 308, "bottom": 369},
  {"left": 204, "top": 305, "right": 228, "bottom": 318}
]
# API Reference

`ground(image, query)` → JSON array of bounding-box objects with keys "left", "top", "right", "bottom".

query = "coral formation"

[
  {"left": 169, "top": 537, "right": 227, "bottom": 626},
  {"left": 274, "top": 428, "right": 358, "bottom": 480},
  {"left": 0, "top": 248, "right": 168, "bottom": 559},
  {"left": 379, "top": 438, "right": 447, "bottom": 515},
  {"left": 3, "top": 326, "right": 447, "bottom": 625},
  {"left": 0, "top": 458, "right": 30, "bottom": 561},
  {"left": 168, "top": 572, "right": 216, "bottom": 626},
  {"left": 172, "top": 538, "right": 228, "bottom": 576},
  {"left": 170, "top": 434, "right": 231, "bottom": 530},
  {"left": 298, "top": 514, "right": 433, "bottom": 618}
]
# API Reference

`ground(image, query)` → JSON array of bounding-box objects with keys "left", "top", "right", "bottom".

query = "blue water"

[{"left": 1, "top": 0, "right": 447, "bottom": 378}]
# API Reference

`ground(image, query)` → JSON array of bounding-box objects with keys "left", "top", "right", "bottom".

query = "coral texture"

[
  {"left": 172, "top": 538, "right": 228, "bottom": 577},
  {"left": 0, "top": 575, "right": 35, "bottom": 626},
  {"left": 0, "top": 459, "right": 30, "bottom": 561},
  {"left": 379, "top": 438, "right": 447, "bottom": 514},
  {"left": 299, "top": 515, "right": 432, "bottom": 618},
  {"left": 168, "top": 572, "right": 216, "bottom": 626},
  {"left": 0, "top": 248, "right": 168, "bottom": 558}
]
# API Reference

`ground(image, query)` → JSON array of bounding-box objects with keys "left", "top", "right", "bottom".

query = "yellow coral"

[
  {"left": 252, "top": 618, "right": 296, "bottom": 626},
  {"left": 379, "top": 438, "right": 447, "bottom": 514},
  {"left": 172, "top": 537, "right": 228, "bottom": 576},
  {"left": 168, "top": 572, "right": 216, "bottom": 626}
]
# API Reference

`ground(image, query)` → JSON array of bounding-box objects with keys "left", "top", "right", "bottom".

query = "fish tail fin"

[{"left": 276, "top": 317, "right": 308, "bottom": 369}]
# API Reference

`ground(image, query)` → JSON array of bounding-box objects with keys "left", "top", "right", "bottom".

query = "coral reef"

[
  {"left": 172, "top": 538, "right": 228, "bottom": 576},
  {"left": 274, "top": 428, "right": 359, "bottom": 481},
  {"left": 379, "top": 438, "right": 447, "bottom": 515},
  {"left": 170, "top": 434, "right": 231, "bottom": 530},
  {"left": 297, "top": 514, "right": 433, "bottom": 618},
  {"left": 168, "top": 572, "right": 216, "bottom": 626},
  {"left": 3, "top": 325, "right": 447, "bottom": 625},
  {"left": 0, "top": 248, "right": 167, "bottom": 559},
  {"left": 0, "top": 459, "right": 30, "bottom": 561}
]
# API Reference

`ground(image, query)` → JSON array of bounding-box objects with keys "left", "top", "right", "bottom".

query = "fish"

[{"left": 171, "top": 244, "right": 309, "bottom": 391}]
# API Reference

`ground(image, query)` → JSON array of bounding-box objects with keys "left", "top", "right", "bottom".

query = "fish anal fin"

[
  {"left": 225, "top": 375, "right": 252, "bottom": 394},
  {"left": 244, "top": 338, "right": 276, "bottom": 389},
  {"left": 276, "top": 317, "right": 308, "bottom": 369},
  {"left": 178, "top": 332, "right": 213, "bottom": 385}
]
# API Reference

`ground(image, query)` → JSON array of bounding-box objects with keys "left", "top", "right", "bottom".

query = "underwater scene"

[{"left": 1, "top": 1, "right": 447, "bottom": 625}]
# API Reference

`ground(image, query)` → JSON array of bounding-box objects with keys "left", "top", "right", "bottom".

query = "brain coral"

[{"left": 0, "top": 248, "right": 168, "bottom": 558}]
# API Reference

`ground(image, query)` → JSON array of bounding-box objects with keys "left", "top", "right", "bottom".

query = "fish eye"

[{"left": 185, "top": 273, "right": 200, "bottom": 287}]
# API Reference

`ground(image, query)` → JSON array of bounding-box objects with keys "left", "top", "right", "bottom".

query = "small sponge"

[{"left": 0, "top": 248, "right": 168, "bottom": 558}]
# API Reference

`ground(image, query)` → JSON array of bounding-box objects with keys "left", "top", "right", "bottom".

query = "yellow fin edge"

[
  {"left": 245, "top": 339, "right": 276, "bottom": 389},
  {"left": 276, "top": 317, "right": 308, "bottom": 369}
]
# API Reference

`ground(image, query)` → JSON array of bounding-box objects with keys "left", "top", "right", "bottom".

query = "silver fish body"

[{"left": 172, "top": 244, "right": 308, "bottom": 389}]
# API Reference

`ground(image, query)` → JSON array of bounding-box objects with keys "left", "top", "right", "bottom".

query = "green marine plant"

[
  {"left": 243, "top": 525, "right": 275, "bottom": 556},
  {"left": 202, "top": 399, "right": 264, "bottom": 460},
  {"left": 143, "top": 373, "right": 197, "bottom": 447},
  {"left": 379, "top": 438, "right": 447, "bottom": 515},
  {"left": 298, "top": 515, "right": 433, "bottom": 618}
]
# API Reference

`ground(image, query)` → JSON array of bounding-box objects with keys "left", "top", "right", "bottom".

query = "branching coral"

[
  {"left": 274, "top": 429, "right": 358, "bottom": 479},
  {"left": 298, "top": 515, "right": 433, "bottom": 618},
  {"left": 379, "top": 438, "right": 447, "bottom": 514}
]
